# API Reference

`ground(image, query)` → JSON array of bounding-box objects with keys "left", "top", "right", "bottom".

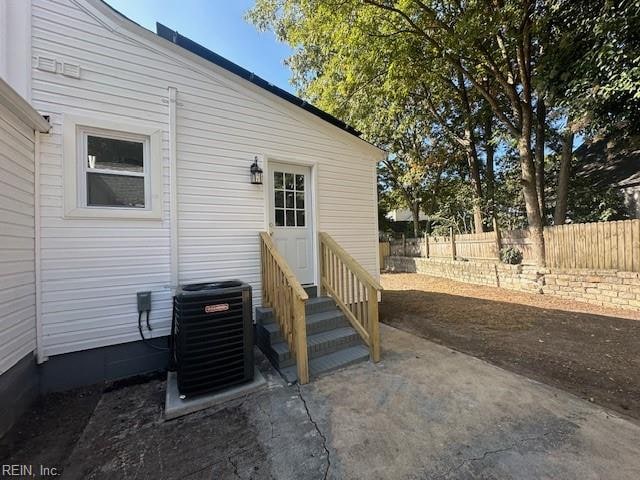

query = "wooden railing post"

[
  {"left": 259, "top": 232, "right": 309, "bottom": 384},
  {"left": 450, "top": 227, "right": 456, "bottom": 260},
  {"left": 367, "top": 285, "right": 380, "bottom": 362},
  {"left": 293, "top": 298, "right": 309, "bottom": 384},
  {"left": 319, "top": 239, "right": 326, "bottom": 296}
]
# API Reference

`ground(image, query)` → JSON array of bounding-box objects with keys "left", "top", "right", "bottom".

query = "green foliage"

[
  {"left": 248, "top": 0, "right": 637, "bottom": 237},
  {"left": 500, "top": 246, "right": 523, "bottom": 265},
  {"left": 542, "top": 0, "right": 640, "bottom": 135},
  {"left": 567, "top": 178, "right": 628, "bottom": 223}
]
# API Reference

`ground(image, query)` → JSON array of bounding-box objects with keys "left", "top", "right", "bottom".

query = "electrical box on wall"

[{"left": 137, "top": 291, "right": 151, "bottom": 313}]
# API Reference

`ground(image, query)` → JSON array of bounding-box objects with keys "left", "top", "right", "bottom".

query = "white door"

[{"left": 269, "top": 162, "right": 314, "bottom": 285}]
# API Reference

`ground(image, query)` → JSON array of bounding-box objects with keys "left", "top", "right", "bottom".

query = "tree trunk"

[
  {"left": 554, "top": 125, "right": 574, "bottom": 225},
  {"left": 484, "top": 114, "right": 495, "bottom": 219},
  {"left": 411, "top": 202, "right": 420, "bottom": 237},
  {"left": 535, "top": 97, "right": 546, "bottom": 222},
  {"left": 457, "top": 70, "right": 485, "bottom": 234},
  {"left": 517, "top": 108, "right": 546, "bottom": 266}
]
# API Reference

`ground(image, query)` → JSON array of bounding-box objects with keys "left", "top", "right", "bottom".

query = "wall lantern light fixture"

[{"left": 250, "top": 156, "right": 263, "bottom": 185}]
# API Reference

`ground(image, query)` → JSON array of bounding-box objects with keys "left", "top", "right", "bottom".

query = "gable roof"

[
  {"left": 155, "top": 23, "right": 363, "bottom": 139},
  {"left": 94, "top": 0, "right": 384, "bottom": 156}
]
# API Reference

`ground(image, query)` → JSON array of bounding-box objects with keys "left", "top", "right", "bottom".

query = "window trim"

[
  {"left": 79, "top": 127, "right": 150, "bottom": 209},
  {"left": 63, "top": 114, "right": 162, "bottom": 220}
]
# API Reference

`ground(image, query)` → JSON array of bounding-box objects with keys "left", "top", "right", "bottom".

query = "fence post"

[
  {"left": 424, "top": 232, "right": 429, "bottom": 258},
  {"left": 492, "top": 217, "right": 502, "bottom": 260},
  {"left": 450, "top": 227, "right": 456, "bottom": 260},
  {"left": 402, "top": 233, "right": 406, "bottom": 257}
]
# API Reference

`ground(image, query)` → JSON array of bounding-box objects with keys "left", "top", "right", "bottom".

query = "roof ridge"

[{"left": 154, "top": 22, "right": 363, "bottom": 138}]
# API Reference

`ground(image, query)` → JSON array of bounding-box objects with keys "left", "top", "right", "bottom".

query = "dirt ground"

[{"left": 379, "top": 273, "right": 640, "bottom": 421}]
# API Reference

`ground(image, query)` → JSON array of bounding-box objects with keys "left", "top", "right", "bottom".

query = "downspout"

[
  {"left": 34, "top": 130, "right": 47, "bottom": 363},
  {"left": 168, "top": 87, "right": 179, "bottom": 289}
]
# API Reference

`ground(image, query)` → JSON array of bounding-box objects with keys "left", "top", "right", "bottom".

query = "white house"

[
  {"left": 0, "top": 0, "right": 385, "bottom": 432},
  {"left": 386, "top": 208, "right": 430, "bottom": 222}
]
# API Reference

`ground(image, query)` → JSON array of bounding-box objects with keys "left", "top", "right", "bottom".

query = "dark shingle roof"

[
  {"left": 155, "top": 23, "right": 363, "bottom": 138},
  {"left": 575, "top": 135, "right": 640, "bottom": 188}
]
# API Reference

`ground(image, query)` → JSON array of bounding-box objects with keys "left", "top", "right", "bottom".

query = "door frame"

[{"left": 261, "top": 154, "right": 320, "bottom": 287}]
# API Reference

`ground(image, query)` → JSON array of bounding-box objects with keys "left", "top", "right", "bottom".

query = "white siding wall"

[
  {"left": 0, "top": 102, "right": 36, "bottom": 373},
  {"left": 32, "top": 0, "right": 380, "bottom": 358}
]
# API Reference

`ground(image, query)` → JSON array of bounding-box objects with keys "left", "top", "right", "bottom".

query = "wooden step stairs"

[{"left": 255, "top": 288, "right": 369, "bottom": 383}]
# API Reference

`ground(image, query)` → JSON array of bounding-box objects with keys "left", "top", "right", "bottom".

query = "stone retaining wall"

[{"left": 385, "top": 256, "right": 640, "bottom": 311}]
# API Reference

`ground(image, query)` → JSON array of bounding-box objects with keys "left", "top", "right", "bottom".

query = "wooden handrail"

[
  {"left": 259, "top": 232, "right": 309, "bottom": 383},
  {"left": 319, "top": 232, "right": 382, "bottom": 362}
]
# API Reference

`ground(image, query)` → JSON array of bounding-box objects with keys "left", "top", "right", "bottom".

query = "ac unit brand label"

[{"left": 205, "top": 303, "right": 229, "bottom": 313}]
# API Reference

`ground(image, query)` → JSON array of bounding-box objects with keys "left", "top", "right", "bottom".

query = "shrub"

[{"left": 500, "top": 246, "right": 523, "bottom": 265}]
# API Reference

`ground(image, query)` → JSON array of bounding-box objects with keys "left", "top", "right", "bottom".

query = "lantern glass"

[{"left": 250, "top": 157, "right": 263, "bottom": 185}]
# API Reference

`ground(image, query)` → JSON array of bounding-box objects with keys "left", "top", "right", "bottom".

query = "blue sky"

[{"left": 105, "top": 0, "right": 295, "bottom": 93}]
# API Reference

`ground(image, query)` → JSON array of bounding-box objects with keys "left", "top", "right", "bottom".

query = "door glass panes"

[
  {"left": 285, "top": 173, "right": 294, "bottom": 190},
  {"left": 296, "top": 210, "right": 305, "bottom": 227},
  {"left": 274, "top": 170, "right": 306, "bottom": 227},
  {"left": 274, "top": 191, "right": 284, "bottom": 208},
  {"left": 286, "top": 210, "right": 295, "bottom": 226},
  {"left": 275, "top": 209, "right": 284, "bottom": 226},
  {"left": 273, "top": 172, "right": 284, "bottom": 189}
]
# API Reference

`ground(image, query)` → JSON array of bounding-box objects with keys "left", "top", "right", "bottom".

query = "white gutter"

[
  {"left": 0, "top": 77, "right": 49, "bottom": 133},
  {"left": 168, "top": 86, "right": 179, "bottom": 289}
]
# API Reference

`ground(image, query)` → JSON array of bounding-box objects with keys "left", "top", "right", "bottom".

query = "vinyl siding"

[
  {"left": 32, "top": 0, "right": 380, "bottom": 358},
  {"left": 0, "top": 102, "right": 36, "bottom": 374}
]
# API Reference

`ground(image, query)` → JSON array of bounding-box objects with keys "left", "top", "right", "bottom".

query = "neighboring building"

[
  {"left": 575, "top": 135, "right": 640, "bottom": 219},
  {"left": 0, "top": 0, "right": 385, "bottom": 433},
  {"left": 385, "top": 208, "right": 430, "bottom": 222}
]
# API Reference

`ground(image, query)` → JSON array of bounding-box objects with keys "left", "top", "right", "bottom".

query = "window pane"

[
  {"left": 285, "top": 209, "right": 295, "bottom": 226},
  {"left": 273, "top": 172, "right": 283, "bottom": 189},
  {"left": 88, "top": 135, "right": 143, "bottom": 173},
  {"left": 275, "top": 209, "right": 284, "bottom": 226},
  {"left": 295, "top": 174, "right": 304, "bottom": 191},
  {"left": 296, "top": 210, "right": 305, "bottom": 227},
  {"left": 274, "top": 190, "right": 284, "bottom": 208},
  {"left": 285, "top": 173, "right": 294, "bottom": 190},
  {"left": 295, "top": 192, "right": 305, "bottom": 209},
  {"left": 87, "top": 173, "right": 145, "bottom": 208},
  {"left": 286, "top": 191, "right": 294, "bottom": 208}
]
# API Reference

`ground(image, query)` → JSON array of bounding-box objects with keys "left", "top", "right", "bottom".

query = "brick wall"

[{"left": 385, "top": 256, "right": 640, "bottom": 311}]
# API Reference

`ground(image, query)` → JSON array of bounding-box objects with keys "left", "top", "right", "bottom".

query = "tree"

[
  {"left": 541, "top": 0, "right": 640, "bottom": 136},
  {"left": 553, "top": 123, "right": 574, "bottom": 225},
  {"left": 250, "top": 0, "right": 551, "bottom": 264},
  {"left": 418, "top": 70, "right": 487, "bottom": 234}
]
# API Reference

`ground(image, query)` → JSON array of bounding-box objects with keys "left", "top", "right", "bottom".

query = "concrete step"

[
  {"left": 255, "top": 296, "right": 337, "bottom": 325},
  {"left": 279, "top": 344, "right": 370, "bottom": 383},
  {"left": 265, "top": 327, "right": 362, "bottom": 369},
  {"left": 256, "top": 309, "right": 348, "bottom": 344},
  {"left": 304, "top": 285, "right": 318, "bottom": 298}
]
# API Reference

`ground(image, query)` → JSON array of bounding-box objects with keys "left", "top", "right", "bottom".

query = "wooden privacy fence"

[
  {"left": 379, "top": 241, "right": 390, "bottom": 268},
  {"left": 544, "top": 220, "right": 640, "bottom": 271},
  {"left": 380, "top": 219, "right": 640, "bottom": 272}
]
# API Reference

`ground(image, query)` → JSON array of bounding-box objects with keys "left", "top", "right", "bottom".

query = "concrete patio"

[{"left": 3, "top": 324, "right": 640, "bottom": 479}]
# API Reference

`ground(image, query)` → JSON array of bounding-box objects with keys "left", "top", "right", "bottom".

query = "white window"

[{"left": 63, "top": 114, "right": 162, "bottom": 219}]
